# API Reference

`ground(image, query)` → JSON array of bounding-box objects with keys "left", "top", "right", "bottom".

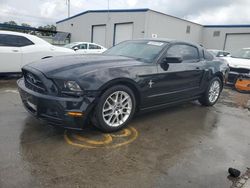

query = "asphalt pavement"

[{"left": 0, "top": 79, "right": 249, "bottom": 188}]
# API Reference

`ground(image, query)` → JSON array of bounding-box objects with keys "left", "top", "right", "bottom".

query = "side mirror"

[
  {"left": 160, "top": 57, "right": 182, "bottom": 71},
  {"left": 162, "top": 57, "right": 183, "bottom": 64},
  {"left": 73, "top": 46, "right": 79, "bottom": 51}
]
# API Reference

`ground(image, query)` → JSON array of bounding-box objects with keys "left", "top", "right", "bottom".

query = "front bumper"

[
  {"left": 228, "top": 71, "right": 240, "bottom": 84},
  {"left": 228, "top": 67, "right": 250, "bottom": 84},
  {"left": 17, "top": 78, "right": 95, "bottom": 130}
]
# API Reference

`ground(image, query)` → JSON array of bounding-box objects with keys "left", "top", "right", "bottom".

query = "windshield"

[
  {"left": 104, "top": 40, "right": 167, "bottom": 63},
  {"left": 232, "top": 49, "right": 250, "bottom": 59},
  {"left": 64, "top": 42, "right": 80, "bottom": 49}
]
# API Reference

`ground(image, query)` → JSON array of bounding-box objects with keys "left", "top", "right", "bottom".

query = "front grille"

[
  {"left": 23, "top": 70, "right": 46, "bottom": 93},
  {"left": 230, "top": 67, "right": 250, "bottom": 74},
  {"left": 228, "top": 73, "right": 238, "bottom": 83}
]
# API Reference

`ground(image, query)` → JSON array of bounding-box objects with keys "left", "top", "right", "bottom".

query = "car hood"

[
  {"left": 224, "top": 57, "right": 250, "bottom": 69},
  {"left": 25, "top": 54, "right": 142, "bottom": 78}
]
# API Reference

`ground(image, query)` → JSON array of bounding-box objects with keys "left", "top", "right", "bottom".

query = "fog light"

[{"left": 67, "top": 111, "right": 84, "bottom": 117}]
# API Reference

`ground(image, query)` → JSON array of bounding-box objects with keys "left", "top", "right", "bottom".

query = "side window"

[
  {"left": 167, "top": 44, "right": 199, "bottom": 62},
  {"left": 0, "top": 34, "right": 34, "bottom": 47},
  {"left": 204, "top": 50, "right": 214, "bottom": 61},
  {"left": 89, "top": 44, "right": 101, "bottom": 49},
  {"left": 79, "top": 43, "right": 87, "bottom": 49}
]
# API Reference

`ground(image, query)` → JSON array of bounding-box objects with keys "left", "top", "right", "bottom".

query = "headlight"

[
  {"left": 53, "top": 79, "right": 84, "bottom": 97},
  {"left": 64, "top": 81, "right": 82, "bottom": 92}
]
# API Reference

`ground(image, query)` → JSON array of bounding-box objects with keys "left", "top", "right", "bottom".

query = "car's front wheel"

[
  {"left": 198, "top": 77, "right": 222, "bottom": 106},
  {"left": 92, "top": 85, "right": 136, "bottom": 132}
]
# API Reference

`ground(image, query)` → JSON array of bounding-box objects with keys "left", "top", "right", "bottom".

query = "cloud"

[
  {"left": 0, "top": 1, "right": 58, "bottom": 26},
  {"left": 127, "top": 0, "right": 138, "bottom": 7},
  {"left": 185, "top": 0, "right": 250, "bottom": 24}
]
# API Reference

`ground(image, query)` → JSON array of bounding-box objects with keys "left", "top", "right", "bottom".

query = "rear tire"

[
  {"left": 198, "top": 77, "right": 222, "bottom": 106},
  {"left": 92, "top": 85, "right": 136, "bottom": 132}
]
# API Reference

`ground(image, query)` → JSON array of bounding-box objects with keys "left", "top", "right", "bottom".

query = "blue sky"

[{"left": 0, "top": 0, "right": 250, "bottom": 26}]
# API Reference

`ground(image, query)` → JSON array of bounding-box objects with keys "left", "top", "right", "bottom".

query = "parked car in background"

[
  {"left": 223, "top": 48, "right": 250, "bottom": 84},
  {"left": 17, "top": 39, "right": 229, "bottom": 132},
  {"left": 208, "top": 49, "right": 231, "bottom": 57},
  {"left": 0, "top": 30, "right": 75, "bottom": 74},
  {"left": 64, "top": 42, "right": 107, "bottom": 54}
]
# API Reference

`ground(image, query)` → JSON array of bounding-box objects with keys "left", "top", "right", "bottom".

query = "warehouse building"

[{"left": 56, "top": 8, "right": 250, "bottom": 53}]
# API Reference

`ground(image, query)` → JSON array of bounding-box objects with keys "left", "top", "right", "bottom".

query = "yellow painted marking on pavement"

[
  {"left": 111, "top": 128, "right": 131, "bottom": 137},
  {"left": 64, "top": 133, "right": 96, "bottom": 149},
  {"left": 64, "top": 127, "right": 138, "bottom": 149},
  {"left": 110, "top": 127, "right": 138, "bottom": 148},
  {"left": 74, "top": 134, "right": 113, "bottom": 145}
]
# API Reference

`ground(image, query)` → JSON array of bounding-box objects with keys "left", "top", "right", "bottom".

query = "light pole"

[{"left": 66, "top": 0, "right": 70, "bottom": 18}]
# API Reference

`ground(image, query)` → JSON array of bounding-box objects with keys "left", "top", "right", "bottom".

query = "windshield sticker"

[{"left": 147, "top": 41, "right": 164, "bottom": 46}]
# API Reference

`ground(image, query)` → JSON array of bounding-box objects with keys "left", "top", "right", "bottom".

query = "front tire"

[
  {"left": 198, "top": 77, "right": 222, "bottom": 106},
  {"left": 92, "top": 85, "right": 136, "bottom": 132}
]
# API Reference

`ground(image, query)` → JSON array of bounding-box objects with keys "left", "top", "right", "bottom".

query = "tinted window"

[
  {"left": 0, "top": 34, "right": 34, "bottom": 47},
  {"left": 79, "top": 43, "right": 87, "bottom": 49},
  {"left": 204, "top": 50, "right": 214, "bottom": 61},
  {"left": 89, "top": 44, "right": 101, "bottom": 49},
  {"left": 167, "top": 44, "right": 199, "bottom": 62},
  {"left": 223, "top": 52, "right": 230, "bottom": 56}
]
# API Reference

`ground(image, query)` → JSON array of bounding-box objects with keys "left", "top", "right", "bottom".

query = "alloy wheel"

[
  {"left": 102, "top": 91, "right": 132, "bottom": 127},
  {"left": 208, "top": 80, "right": 221, "bottom": 103}
]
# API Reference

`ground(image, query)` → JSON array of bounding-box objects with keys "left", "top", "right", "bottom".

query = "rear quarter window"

[
  {"left": 89, "top": 44, "right": 101, "bottom": 49},
  {"left": 0, "top": 34, "right": 34, "bottom": 47}
]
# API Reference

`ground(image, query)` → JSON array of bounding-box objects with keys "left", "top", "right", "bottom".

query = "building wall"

[
  {"left": 56, "top": 11, "right": 146, "bottom": 48},
  {"left": 57, "top": 10, "right": 250, "bottom": 52},
  {"left": 202, "top": 26, "right": 250, "bottom": 51},
  {"left": 144, "top": 10, "right": 203, "bottom": 44}
]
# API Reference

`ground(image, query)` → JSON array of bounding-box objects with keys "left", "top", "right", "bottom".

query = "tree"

[
  {"left": 38, "top": 24, "right": 56, "bottom": 36},
  {"left": 3, "top": 21, "right": 17, "bottom": 25},
  {"left": 21, "top": 23, "right": 31, "bottom": 27}
]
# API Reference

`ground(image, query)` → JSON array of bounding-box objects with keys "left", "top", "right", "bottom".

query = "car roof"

[
  {"left": 70, "top": 42, "right": 105, "bottom": 48},
  {"left": 133, "top": 38, "right": 201, "bottom": 48},
  {"left": 208, "top": 49, "right": 229, "bottom": 52}
]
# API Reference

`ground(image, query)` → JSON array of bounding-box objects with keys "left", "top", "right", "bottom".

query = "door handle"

[
  {"left": 196, "top": 67, "right": 200, "bottom": 70},
  {"left": 12, "top": 49, "right": 19, "bottom": 52}
]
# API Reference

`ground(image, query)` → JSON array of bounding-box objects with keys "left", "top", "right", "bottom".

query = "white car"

[
  {"left": 207, "top": 49, "right": 231, "bottom": 58},
  {"left": 0, "top": 30, "right": 75, "bottom": 73},
  {"left": 64, "top": 42, "right": 107, "bottom": 54},
  {"left": 224, "top": 48, "right": 250, "bottom": 83}
]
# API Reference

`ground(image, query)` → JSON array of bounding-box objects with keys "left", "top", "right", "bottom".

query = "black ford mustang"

[{"left": 17, "top": 39, "right": 229, "bottom": 132}]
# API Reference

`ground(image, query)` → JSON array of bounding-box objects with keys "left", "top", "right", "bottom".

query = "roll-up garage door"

[
  {"left": 224, "top": 34, "right": 250, "bottom": 53},
  {"left": 92, "top": 25, "right": 106, "bottom": 47},
  {"left": 114, "top": 23, "right": 133, "bottom": 45}
]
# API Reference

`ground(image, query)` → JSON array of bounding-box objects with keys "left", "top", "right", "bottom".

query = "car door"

[
  {"left": 150, "top": 43, "right": 205, "bottom": 104},
  {"left": 75, "top": 43, "right": 88, "bottom": 54},
  {"left": 0, "top": 34, "right": 22, "bottom": 73}
]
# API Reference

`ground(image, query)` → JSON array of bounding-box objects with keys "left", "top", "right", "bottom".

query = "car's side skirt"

[
  {"left": 140, "top": 96, "right": 201, "bottom": 111},
  {"left": 147, "top": 86, "right": 199, "bottom": 98}
]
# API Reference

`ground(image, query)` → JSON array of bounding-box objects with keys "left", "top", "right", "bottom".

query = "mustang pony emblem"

[{"left": 149, "top": 80, "right": 154, "bottom": 88}]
